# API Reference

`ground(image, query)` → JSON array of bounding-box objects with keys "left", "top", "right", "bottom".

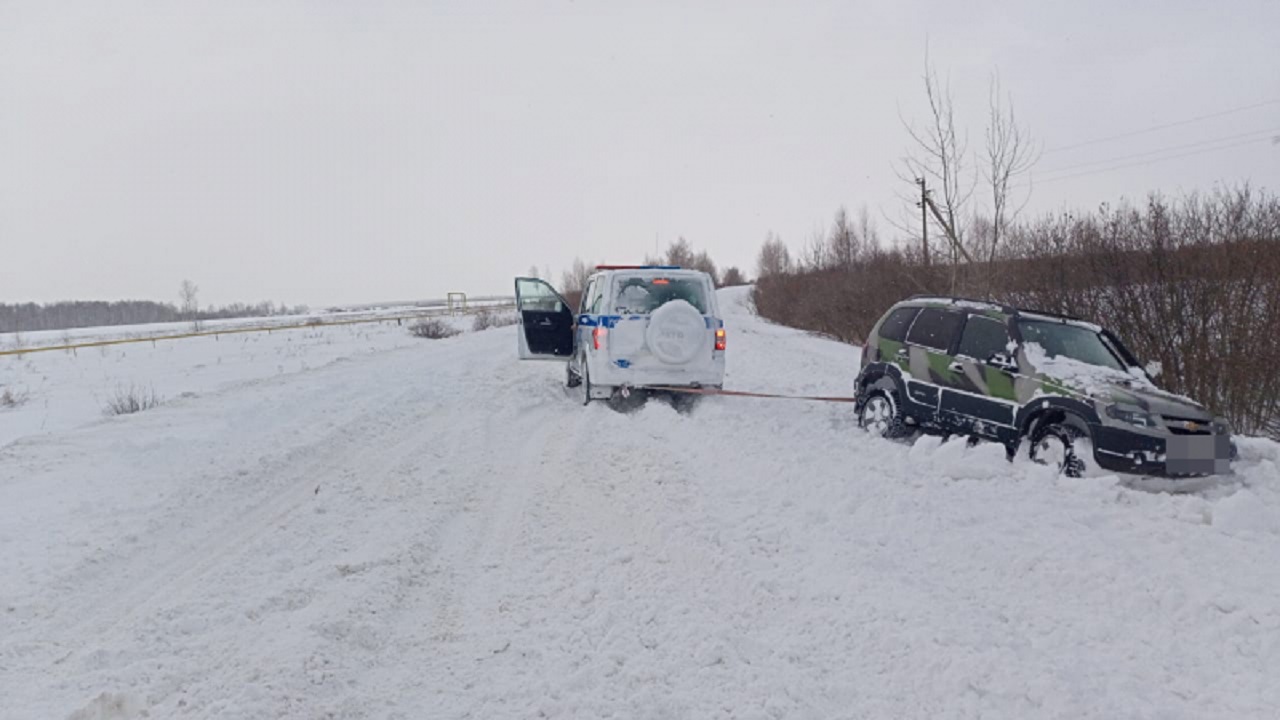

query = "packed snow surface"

[{"left": 2, "top": 287, "right": 1279, "bottom": 719}]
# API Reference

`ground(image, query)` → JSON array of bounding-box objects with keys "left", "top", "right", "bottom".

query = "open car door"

[{"left": 514, "top": 277, "right": 574, "bottom": 360}]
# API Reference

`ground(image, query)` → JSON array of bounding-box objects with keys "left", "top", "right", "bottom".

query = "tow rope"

[{"left": 643, "top": 385, "right": 860, "bottom": 403}]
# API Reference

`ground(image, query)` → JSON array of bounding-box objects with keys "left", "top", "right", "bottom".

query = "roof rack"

[
  {"left": 903, "top": 295, "right": 1084, "bottom": 322},
  {"left": 1014, "top": 307, "right": 1085, "bottom": 323},
  {"left": 595, "top": 265, "right": 682, "bottom": 270}
]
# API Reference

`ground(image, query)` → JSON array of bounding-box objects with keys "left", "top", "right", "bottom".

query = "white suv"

[{"left": 515, "top": 266, "right": 726, "bottom": 404}]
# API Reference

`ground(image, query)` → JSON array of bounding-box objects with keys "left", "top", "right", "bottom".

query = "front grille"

[{"left": 1163, "top": 416, "right": 1212, "bottom": 435}]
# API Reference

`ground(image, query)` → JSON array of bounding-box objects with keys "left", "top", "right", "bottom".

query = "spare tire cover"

[{"left": 645, "top": 299, "right": 706, "bottom": 365}]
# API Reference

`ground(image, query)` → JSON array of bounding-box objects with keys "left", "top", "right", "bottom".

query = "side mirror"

[{"left": 987, "top": 352, "right": 1017, "bottom": 372}]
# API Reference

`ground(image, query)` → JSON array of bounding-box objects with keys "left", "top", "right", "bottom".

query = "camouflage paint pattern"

[
  {"left": 862, "top": 300, "right": 1220, "bottom": 440},
  {"left": 878, "top": 338, "right": 907, "bottom": 373}
]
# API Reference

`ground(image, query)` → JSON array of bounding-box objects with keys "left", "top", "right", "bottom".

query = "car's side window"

[
  {"left": 878, "top": 307, "right": 919, "bottom": 342},
  {"left": 905, "top": 308, "right": 963, "bottom": 352},
  {"left": 957, "top": 315, "right": 1011, "bottom": 361},
  {"left": 516, "top": 278, "right": 564, "bottom": 313},
  {"left": 588, "top": 279, "right": 605, "bottom": 314},
  {"left": 579, "top": 278, "right": 595, "bottom": 315}
]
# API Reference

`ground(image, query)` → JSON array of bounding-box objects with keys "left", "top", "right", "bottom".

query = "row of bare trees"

[
  {"left": 553, "top": 238, "right": 746, "bottom": 311},
  {"left": 754, "top": 186, "right": 1280, "bottom": 437},
  {"left": 0, "top": 289, "right": 310, "bottom": 334}
]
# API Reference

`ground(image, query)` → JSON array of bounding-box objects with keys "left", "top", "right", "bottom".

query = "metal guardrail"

[{"left": 0, "top": 302, "right": 517, "bottom": 357}]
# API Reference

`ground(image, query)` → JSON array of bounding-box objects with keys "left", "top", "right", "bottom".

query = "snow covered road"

[{"left": 3, "top": 287, "right": 1280, "bottom": 719}]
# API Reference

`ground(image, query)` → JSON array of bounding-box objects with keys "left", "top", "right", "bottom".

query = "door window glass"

[
  {"left": 905, "top": 308, "right": 963, "bottom": 351},
  {"left": 957, "top": 315, "right": 1012, "bottom": 361},
  {"left": 516, "top": 279, "right": 564, "bottom": 313}
]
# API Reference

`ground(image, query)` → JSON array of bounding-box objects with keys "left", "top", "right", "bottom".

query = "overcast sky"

[{"left": 2, "top": 0, "right": 1277, "bottom": 307}]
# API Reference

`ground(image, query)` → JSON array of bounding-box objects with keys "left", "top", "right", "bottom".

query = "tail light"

[
  {"left": 714, "top": 328, "right": 726, "bottom": 351},
  {"left": 592, "top": 326, "right": 608, "bottom": 350}
]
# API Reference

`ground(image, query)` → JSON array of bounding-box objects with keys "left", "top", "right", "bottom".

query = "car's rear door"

[
  {"left": 902, "top": 307, "right": 965, "bottom": 415},
  {"left": 940, "top": 313, "right": 1018, "bottom": 436},
  {"left": 514, "top": 277, "right": 574, "bottom": 360},
  {"left": 606, "top": 272, "right": 716, "bottom": 371}
]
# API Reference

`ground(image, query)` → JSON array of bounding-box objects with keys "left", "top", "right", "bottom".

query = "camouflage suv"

[{"left": 854, "top": 297, "right": 1236, "bottom": 478}]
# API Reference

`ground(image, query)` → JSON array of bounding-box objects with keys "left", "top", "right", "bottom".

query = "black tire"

[
  {"left": 669, "top": 391, "right": 701, "bottom": 414},
  {"left": 606, "top": 389, "right": 647, "bottom": 413},
  {"left": 858, "top": 389, "right": 909, "bottom": 439},
  {"left": 1029, "top": 422, "right": 1088, "bottom": 478}
]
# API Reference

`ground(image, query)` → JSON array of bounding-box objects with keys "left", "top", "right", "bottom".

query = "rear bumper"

[
  {"left": 587, "top": 356, "right": 725, "bottom": 390},
  {"left": 1091, "top": 425, "right": 1236, "bottom": 478}
]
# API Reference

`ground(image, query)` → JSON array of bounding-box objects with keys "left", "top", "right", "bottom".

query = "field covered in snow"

[{"left": 2, "top": 287, "right": 1280, "bottom": 719}]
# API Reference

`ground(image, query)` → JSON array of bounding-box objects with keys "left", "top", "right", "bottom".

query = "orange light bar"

[
  {"left": 652, "top": 278, "right": 670, "bottom": 285},
  {"left": 714, "top": 328, "right": 726, "bottom": 351}
]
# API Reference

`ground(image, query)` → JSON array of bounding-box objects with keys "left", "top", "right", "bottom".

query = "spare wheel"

[{"left": 645, "top": 300, "right": 707, "bottom": 365}]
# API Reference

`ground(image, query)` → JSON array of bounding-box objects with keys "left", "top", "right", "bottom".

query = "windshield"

[
  {"left": 612, "top": 276, "right": 708, "bottom": 315},
  {"left": 1018, "top": 320, "right": 1126, "bottom": 371}
]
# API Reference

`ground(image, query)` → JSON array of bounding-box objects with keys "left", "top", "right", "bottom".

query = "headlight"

[{"left": 1105, "top": 403, "right": 1156, "bottom": 428}]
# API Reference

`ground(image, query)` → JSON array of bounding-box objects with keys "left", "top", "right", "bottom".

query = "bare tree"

[
  {"left": 756, "top": 232, "right": 791, "bottom": 278},
  {"left": 663, "top": 237, "right": 696, "bottom": 268},
  {"left": 689, "top": 250, "right": 720, "bottom": 285},
  {"left": 721, "top": 267, "right": 746, "bottom": 286},
  {"left": 800, "top": 227, "right": 830, "bottom": 271},
  {"left": 828, "top": 206, "right": 860, "bottom": 270},
  {"left": 982, "top": 73, "right": 1039, "bottom": 282},
  {"left": 179, "top": 280, "right": 200, "bottom": 331},
  {"left": 560, "top": 257, "right": 591, "bottom": 295},
  {"left": 856, "top": 204, "right": 881, "bottom": 253},
  {"left": 527, "top": 265, "right": 540, "bottom": 279},
  {"left": 896, "top": 48, "right": 974, "bottom": 277}
]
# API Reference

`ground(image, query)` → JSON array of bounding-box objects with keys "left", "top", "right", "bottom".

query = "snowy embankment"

[
  {"left": 0, "top": 315, "right": 480, "bottom": 448},
  {"left": 2, "top": 287, "right": 1279, "bottom": 719},
  {"left": 1, "top": 299, "right": 515, "bottom": 351}
]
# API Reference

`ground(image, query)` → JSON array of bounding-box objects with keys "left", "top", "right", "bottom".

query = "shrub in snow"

[
  {"left": 408, "top": 318, "right": 460, "bottom": 340},
  {"left": 103, "top": 384, "right": 163, "bottom": 416},
  {"left": 1, "top": 386, "right": 29, "bottom": 409},
  {"left": 472, "top": 308, "right": 518, "bottom": 331}
]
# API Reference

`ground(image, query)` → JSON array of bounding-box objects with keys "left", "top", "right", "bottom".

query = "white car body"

[{"left": 514, "top": 267, "right": 726, "bottom": 402}]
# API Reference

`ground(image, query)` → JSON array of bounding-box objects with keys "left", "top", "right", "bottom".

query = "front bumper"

[{"left": 1091, "top": 425, "right": 1236, "bottom": 478}]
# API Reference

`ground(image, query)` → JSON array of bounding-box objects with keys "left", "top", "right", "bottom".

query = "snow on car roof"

[
  {"left": 1016, "top": 311, "right": 1102, "bottom": 332},
  {"left": 902, "top": 296, "right": 1006, "bottom": 312},
  {"left": 899, "top": 296, "right": 1100, "bottom": 329}
]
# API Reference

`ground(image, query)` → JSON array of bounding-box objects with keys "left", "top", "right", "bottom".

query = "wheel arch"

[
  {"left": 1017, "top": 397, "right": 1098, "bottom": 441},
  {"left": 857, "top": 362, "right": 905, "bottom": 396}
]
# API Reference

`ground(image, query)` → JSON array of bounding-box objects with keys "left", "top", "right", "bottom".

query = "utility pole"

[
  {"left": 916, "top": 178, "right": 930, "bottom": 267},
  {"left": 923, "top": 193, "right": 976, "bottom": 264}
]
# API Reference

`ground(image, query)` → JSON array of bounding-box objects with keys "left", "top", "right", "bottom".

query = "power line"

[
  {"left": 1037, "top": 126, "right": 1280, "bottom": 177},
  {"left": 1043, "top": 99, "right": 1280, "bottom": 155},
  {"left": 1020, "top": 135, "right": 1276, "bottom": 187}
]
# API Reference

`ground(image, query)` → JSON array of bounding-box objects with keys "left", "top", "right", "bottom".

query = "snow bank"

[{"left": 0, "top": 314, "right": 474, "bottom": 448}]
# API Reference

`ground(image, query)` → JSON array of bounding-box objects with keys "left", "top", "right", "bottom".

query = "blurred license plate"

[{"left": 1167, "top": 435, "right": 1232, "bottom": 475}]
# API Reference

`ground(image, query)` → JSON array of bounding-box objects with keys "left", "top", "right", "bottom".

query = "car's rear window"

[{"left": 612, "top": 276, "right": 708, "bottom": 315}]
